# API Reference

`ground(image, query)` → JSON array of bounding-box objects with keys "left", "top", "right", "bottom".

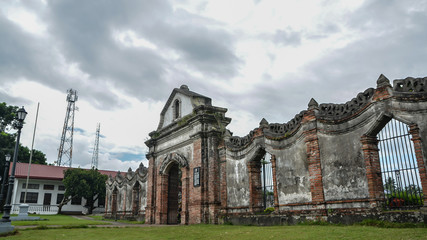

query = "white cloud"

[
  {"left": 1, "top": 0, "right": 427, "bottom": 172},
  {"left": 3, "top": 5, "right": 47, "bottom": 36}
]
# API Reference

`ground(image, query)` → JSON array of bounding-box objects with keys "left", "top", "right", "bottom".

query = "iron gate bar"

[{"left": 378, "top": 119, "right": 423, "bottom": 209}]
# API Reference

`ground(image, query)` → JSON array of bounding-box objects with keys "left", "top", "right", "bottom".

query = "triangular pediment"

[{"left": 157, "top": 85, "right": 212, "bottom": 130}]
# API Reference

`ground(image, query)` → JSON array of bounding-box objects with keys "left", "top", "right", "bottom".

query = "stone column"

[
  {"left": 188, "top": 138, "right": 203, "bottom": 224},
  {"left": 218, "top": 143, "right": 228, "bottom": 214},
  {"left": 303, "top": 99, "right": 325, "bottom": 205},
  {"left": 155, "top": 174, "right": 169, "bottom": 224},
  {"left": 361, "top": 135, "right": 384, "bottom": 208},
  {"left": 409, "top": 125, "right": 427, "bottom": 207},
  {"left": 145, "top": 154, "right": 156, "bottom": 224},
  {"left": 305, "top": 128, "right": 325, "bottom": 203},
  {"left": 270, "top": 155, "right": 280, "bottom": 211},
  {"left": 180, "top": 168, "right": 190, "bottom": 225},
  {"left": 247, "top": 161, "right": 263, "bottom": 213}
]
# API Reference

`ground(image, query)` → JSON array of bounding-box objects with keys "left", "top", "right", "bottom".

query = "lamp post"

[
  {"left": 0, "top": 154, "right": 11, "bottom": 212},
  {"left": 1, "top": 107, "right": 27, "bottom": 223}
]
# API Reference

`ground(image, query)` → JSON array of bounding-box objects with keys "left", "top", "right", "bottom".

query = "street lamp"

[
  {"left": 1, "top": 107, "right": 27, "bottom": 224},
  {"left": 0, "top": 154, "right": 11, "bottom": 212}
]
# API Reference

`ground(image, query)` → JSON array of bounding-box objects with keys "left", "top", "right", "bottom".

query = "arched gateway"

[{"left": 145, "top": 85, "right": 231, "bottom": 224}]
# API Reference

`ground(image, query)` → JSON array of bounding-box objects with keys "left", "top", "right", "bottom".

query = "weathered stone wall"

[
  {"left": 222, "top": 75, "right": 427, "bottom": 222},
  {"left": 140, "top": 76, "right": 427, "bottom": 225},
  {"left": 104, "top": 163, "right": 147, "bottom": 221}
]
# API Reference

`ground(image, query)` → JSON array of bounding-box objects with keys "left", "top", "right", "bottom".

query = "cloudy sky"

[{"left": 1, "top": 0, "right": 426, "bottom": 172}]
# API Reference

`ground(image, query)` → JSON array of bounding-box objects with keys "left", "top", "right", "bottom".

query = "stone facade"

[
  {"left": 107, "top": 75, "right": 427, "bottom": 224},
  {"left": 104, "top": 163, "right": 147, "bottom": 221}
]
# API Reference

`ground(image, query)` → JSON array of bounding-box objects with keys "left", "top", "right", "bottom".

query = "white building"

[{"left": 9, "top": 163, "right": 118, "bottom": 215}]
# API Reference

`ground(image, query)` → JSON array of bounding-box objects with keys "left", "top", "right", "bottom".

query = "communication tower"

[
  {"left": 57, "top": 89, "right": 78, "bottom": 167},
  {"left": 91, "top": 123, "right": 100, "bottom": 169}
]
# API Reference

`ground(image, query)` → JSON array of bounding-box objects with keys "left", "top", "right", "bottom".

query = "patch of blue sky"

[
  {"left": 74, "top": 127, "right": 86, "bottom": 134},
  {"left": 112, "top": 152, "right": 145, "bottom": 162}
]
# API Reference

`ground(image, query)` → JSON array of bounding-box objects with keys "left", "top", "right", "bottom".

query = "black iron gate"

[
  {"left": 377, "top": 119, "right": 423, "bottom": 209},
  {"left": 260, "top": 154, "right": 274, "bottom": 209}
]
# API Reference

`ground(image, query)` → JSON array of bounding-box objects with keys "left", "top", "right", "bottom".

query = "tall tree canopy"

[
  {"left": 0, "top": 102, "right": 18, "bottom": 132},
  {"left": 61, "top": 168, "right": 108, "bottom": 214},
  {"left": 0, "top": 102, "right": 47, "bottom": 181}
]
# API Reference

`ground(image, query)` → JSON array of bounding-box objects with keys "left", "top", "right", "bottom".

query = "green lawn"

[
  {"left": 3, "top": 224, "right": 427, "bottom": 240},
  {"left": 9, "top": 214, "right": 110, "bottom": 226},
  {"left": 88, "top": 215, "right": 143, "bottom": 224}
]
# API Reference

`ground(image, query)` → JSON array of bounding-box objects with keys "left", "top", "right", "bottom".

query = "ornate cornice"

[
  {"left": 318, "top": 88, "right": 374, "bottom": 121},
  {"left": 393, "top": 77, "right": 426, "bottom": 93}
]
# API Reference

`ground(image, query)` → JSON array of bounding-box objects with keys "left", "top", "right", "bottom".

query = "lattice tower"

[
  {"left": 91, "top": 123, "right": 100, "bottom": 169},
  {"left": 57, "top": 89, "right": 78, "bottom": 167}
]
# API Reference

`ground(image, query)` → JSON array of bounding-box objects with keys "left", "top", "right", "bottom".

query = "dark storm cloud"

[
  {"left": 0, "top": 12, "right": 128, "bottom": 110},
  {"left": 45, "top": 0, "right": 241, "bottom": 104},
  {"left": 0, "top": 0, "right": 241, "bottom": 110}
]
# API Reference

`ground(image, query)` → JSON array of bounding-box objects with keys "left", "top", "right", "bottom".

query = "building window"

[
  {"left": 174, "top": 99, "right": 180, "bottom": 119},
  {"left": 58, "top": 185, "right": 66, "bottom": 191},
  {"left": 20, "top": 192, "right": 38, "bottom": 203},
  {"left": 22, "top": 183, "right": 39, "bottom": 189},
  {"left": 71, "top": 196, "right": 82, "bottom": 205},
  {"left": 57, "top": 194, "right": 65, "bottom": 204},
  {"left": 43, "top": 184, "right": 54, "bottom": 190}
]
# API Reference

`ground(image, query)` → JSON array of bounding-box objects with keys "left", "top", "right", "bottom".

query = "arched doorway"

[
  {"left": 132, "top": 182, "right": 140, "bottom": 216},
  {"left": 167, "top": 163, "right": 182, "bottom": 224},
  {"left": 248, "top": 148, "right": 276, "bottom": 212},
  {"left": 377, "top": 119, "right": 423, "bottom": 209},
  {"left": 112, "top": 187, "right": 118, "bottom": 217}
]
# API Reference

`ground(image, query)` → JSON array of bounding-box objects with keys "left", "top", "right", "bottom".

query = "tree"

[
  {"left": 0, "top": 102, "right": 18, "bottom": 132},
  {"left": 0, "top": 102, "right": 47, "bottom": 173},
  {"left": 61, "top": 168, "right": 108, "bottom": 214}
]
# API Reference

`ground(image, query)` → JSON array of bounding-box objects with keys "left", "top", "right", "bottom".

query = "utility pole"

[
  {"left": 91, "top": 123, "right": 100, "bottom": 169},
  {"left": 57, "top": 89, "right": 78, "bottom": 167}
]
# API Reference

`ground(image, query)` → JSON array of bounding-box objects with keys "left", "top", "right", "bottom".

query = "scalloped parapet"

[
  {"left": 318, "top": 88, "right": 374, "bottom": 120},
  {"left": 227, "top": 130, "right": 255, "bottom": 149},
  {"left": 393, "top": 77, "right": 426, "bottom": 93},
  {"left": 264, "top": 110, "right": 307, "bottom": 138}
]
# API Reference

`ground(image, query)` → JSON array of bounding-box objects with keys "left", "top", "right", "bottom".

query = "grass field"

[
  {"left": 9, "top": 214, "right": 110, "bottom": 226},
  {"left": 1, "top": 215, "right": 426, "bottom": 239},
  {"left": 4, "top": 224, "right": 427, "bottom": 240}
]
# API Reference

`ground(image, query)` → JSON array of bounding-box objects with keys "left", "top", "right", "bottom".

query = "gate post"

[
  {"left": 361, "top": 135, "right": 384, "bottom": 208},
  {"left": 270, "top": 155, "right": 279, "bottom": 211},
  {"left": 248, "top": 161, "right": 263, "bottom": 213},
  {"left": 409, "top": 125, "right": 427, "bottom": 207}
]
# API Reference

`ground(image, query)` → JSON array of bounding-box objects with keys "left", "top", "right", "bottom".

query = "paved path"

[{"left": 14, "top": 215, "right": 172, "bottom": 229}]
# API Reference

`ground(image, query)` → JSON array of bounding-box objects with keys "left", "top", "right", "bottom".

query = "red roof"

[{"left": 11, "top": 162, "right": 119, "bottom": 181}]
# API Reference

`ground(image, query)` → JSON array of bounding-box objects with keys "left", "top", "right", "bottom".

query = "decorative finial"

[
  {"left": 376, "top": 74, "right": 391, "bottom": 88},
  {"left": 259, "top": 118, "right": 269, "bottom": 128},
  {"left": 180, "top": 85, "right": 189, "bottom": 90},
  {"left": 308, "top": 98, "right": 319, "bottom": 110}
]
